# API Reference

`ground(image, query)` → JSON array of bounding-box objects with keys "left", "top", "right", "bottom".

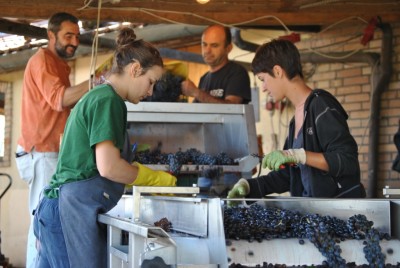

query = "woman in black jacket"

[{"left": 228, "top": 39, "right": 365, "bottom": 202}]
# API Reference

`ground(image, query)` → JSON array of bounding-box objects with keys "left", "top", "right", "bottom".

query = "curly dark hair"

[
  {"left": 111, "top": 27, "right": 163, "bottom": 75},
  {"left": 48, "top": 12, "right": 79, "bottom": 35}
]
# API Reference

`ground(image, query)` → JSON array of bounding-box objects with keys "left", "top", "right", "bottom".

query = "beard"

[{"left": 55, "top": 38, "right": 77, "bottom": 59}]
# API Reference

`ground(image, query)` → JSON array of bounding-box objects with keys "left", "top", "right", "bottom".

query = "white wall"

[{"left": 0, "top": 70, "right": 29, "bottom": 267}]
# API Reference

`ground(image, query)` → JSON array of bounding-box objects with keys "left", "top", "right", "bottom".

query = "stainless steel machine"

[
  {"left": 98, "top": 102, "right": 257, "bottom": 267},
  {"left": 99, "top": 189, "right": 400, "bottom": 267},
  {"left": 224, "top": 198, "right": 400, "bottom": 266},
  {"left": 125, "top": 102, "right": 259, "bottom": 175},
  {"left": 98, "top": 102, "right": 400, "bottom": 267},
  {"left": 99, "top": 186, "right": 229, "bottom": 268}
]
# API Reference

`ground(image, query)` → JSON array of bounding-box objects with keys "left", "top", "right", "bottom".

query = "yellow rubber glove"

[
  {"left": 129, "top": 162, "right": 177, "bottom": 186},
  {"left": 226, "top": 179, "right": 250, "bottom": 207},
  {"left": 262, "top": 148, "right": 306, "bottom": 171}
]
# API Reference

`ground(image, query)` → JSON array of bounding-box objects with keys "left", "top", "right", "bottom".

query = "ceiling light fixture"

[{"left": 196, "top": 0, "right": 210, "bottom": 4}]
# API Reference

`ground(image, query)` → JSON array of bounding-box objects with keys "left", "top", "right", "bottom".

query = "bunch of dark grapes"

[
  {"left": 154, "top": 217, "right": 172, "bottom": 232},
  {"left": 347, "top": 214, "right": 374, "bottom": 239},
  {"left": 305, "top": 222, "right": 346, "bottom": 267},
  {"left": 133, "top": 148, "right": 236, "bottom": 175},
  {"left": 216, "top": 152, "right": 235, "bottom": 165},
  {"left": 194, "top": 153, "right": 218, "bottom": 165},
  {"left": 134, "top": 142, "right": 163, "bottom": 164},
  {"left": 143, "top": 71, "right": 184, "bottom": 102},
  {"left": 288, "top": 213, "right": 349, "bottom": 241},
  {"left": 363, "top": 228, "right": 386, "bottom": 267},
  {"left": 229, "top": 263, "right": 362, "bottom": 268},
  {"left": 167, "top": 149, "right": 194, "bottom": 174},
  {"left": 167, "top": 153, "right": 181, "bottom": 175},
  {"left": 223, "top": 205, "right": 395, "bottom": 267},
  {"left": 224, "top": 204, "right": 302, "bottom": 242}
]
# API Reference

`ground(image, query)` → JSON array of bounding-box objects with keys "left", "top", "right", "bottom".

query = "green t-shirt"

[{"left": 45, "top": 84, "right": 127, "bottom": 198}]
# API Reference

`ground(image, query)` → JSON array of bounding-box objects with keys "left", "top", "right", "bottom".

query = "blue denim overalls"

[{"left": 34, "top": 175, "right": 124, "bottom": 267}]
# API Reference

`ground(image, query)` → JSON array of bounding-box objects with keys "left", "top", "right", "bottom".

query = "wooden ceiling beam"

[
  {"left": 0, "top": 18, "right": 47, "bottom": 38},
  {"left": 0, "top": 3, "right": 399, "bottom": 27},
  {"left": 0, "top": 12, "right": 397, "bottom": 28}
]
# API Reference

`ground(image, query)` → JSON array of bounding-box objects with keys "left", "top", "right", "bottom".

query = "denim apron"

[{"left": 58, "top": 175, "right": 125, "bottom": 268}]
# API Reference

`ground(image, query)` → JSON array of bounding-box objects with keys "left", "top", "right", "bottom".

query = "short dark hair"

[
  {"left": 251, "top": 39, "right": 303, "bottom": 79},
  {"left": 48, "top": 12, "right": 79, "bottom": 35}
]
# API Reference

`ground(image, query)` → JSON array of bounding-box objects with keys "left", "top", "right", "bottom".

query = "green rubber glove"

[
  {"left": 226, "top": 179, "right": 250, "bottom": 207},
  {"left": 129, "top": 162, "right": 177, "bottom": 186},
  {"left": 262, "top": 148, "right": 306, "bottom": 171}
]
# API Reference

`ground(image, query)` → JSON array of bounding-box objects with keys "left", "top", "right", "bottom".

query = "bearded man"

[{"left": 15, "top": 12, "right": 89, "bottom": 267}]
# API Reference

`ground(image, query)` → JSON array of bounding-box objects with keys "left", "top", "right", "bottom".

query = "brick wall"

[{"left": 293, "top": 21, "right": 400, "bottom": 197}]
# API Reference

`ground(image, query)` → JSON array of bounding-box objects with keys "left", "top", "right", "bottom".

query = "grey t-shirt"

[{"left": 292, "top": 128, "right": 311, "bottom": 196}]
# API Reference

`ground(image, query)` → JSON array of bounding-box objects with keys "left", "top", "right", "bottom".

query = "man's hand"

[
  {"left": 129, "top": 162, "right": 177, "bottom": 186},
  {"left": 181, "top": 79, "right": 198, "bottom": 98},
  {"left": 226, "top": 179, "right": 250, "bottom": 207},
  {"left": 262, "top": 148, "right": 306, "bottom": 171}
]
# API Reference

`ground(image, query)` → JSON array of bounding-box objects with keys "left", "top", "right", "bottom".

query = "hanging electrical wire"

[
  {"left": 77, "top": 0, "right": 96, "bottom": 10},
  {"left": 73, "top": 0, "right": 377, "bottom": 95},
  {"left": 76, "top": 1, "right": 374, "bottom": 61},
  {"left": 87, "top": 0, "right": 103, "bottom": 89},
  {"left": 79, "top": 5, "right": 292, "bottom": 32},
  {"left": 300, "top": 0, "right": 399, "bottom": 9}
]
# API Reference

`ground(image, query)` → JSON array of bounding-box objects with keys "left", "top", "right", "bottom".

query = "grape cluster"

[
  {"left": 133, "top": 148, "right": 236, "bottom": 175},
  {"left": 305, "top": 222, "right": 346, "bottom": 267},
  {"left": 143, "top": 71, "right": 184, "bottom": 102},
  {"left": 154, "top": 217, "right": 172, "bottom": 232},
  {"left": 363, "top": 228, "right": 386, "bottom": 267},
  {"left": 224, "top": 204, "right": 393, "bottom": 267},
  {"left": 229, "top": 262, "right": 400, "bottom": 268},
  {"left": 224, "top": 205, "right": 300, "bottom": 241},
  {"left": 347, "top": 214, "right": 374, "bottom": 239}
]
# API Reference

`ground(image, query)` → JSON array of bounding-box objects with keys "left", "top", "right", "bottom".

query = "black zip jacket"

[{"left": 248, "top": 89, "right": 366, "bottom": 198}]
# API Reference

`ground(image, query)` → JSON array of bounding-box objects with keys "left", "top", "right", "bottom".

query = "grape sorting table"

[{"left": 99, "top": 187, "right": 400, "bottom": 267}]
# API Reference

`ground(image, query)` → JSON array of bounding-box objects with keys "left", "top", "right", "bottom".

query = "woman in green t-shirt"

[{"left": 33, "top": 27, "right": 176, "bottom": 268}]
